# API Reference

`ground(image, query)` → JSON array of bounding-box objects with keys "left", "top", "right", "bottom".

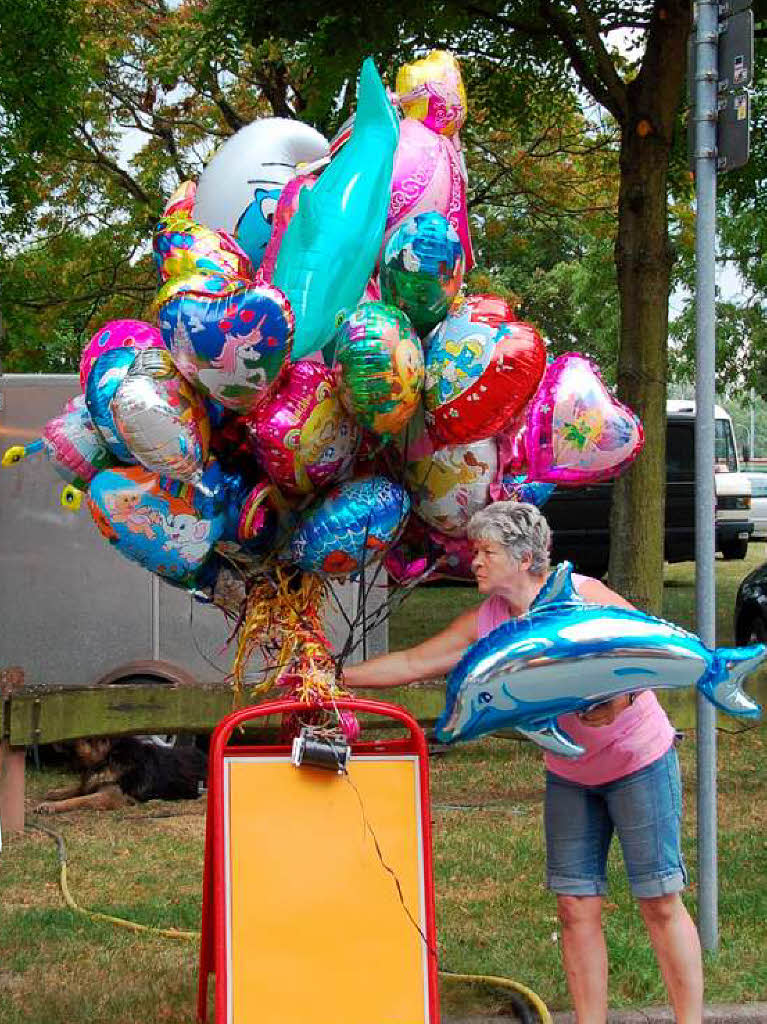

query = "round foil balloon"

[
  {"left": 386, "top": 118, "right": 474, "bottom": 272},
  {"left": 395, "top": 50, "right": 468, "bottom": 137},
  {"left": 259, "top": 174, "right": 316, "bottom": 283},
  {"left": 334, "top": 302, "right": 424, "bottom": 437},
  {"left": 41, "top": 395, "right": 115, "bottom": 489},
  {"left": 247, "top": 359, "right": 361, "bottom": 495},
  {"left": 431, "top": 531, "right": 476, "bottom": 580},
  {"left": 111, "top": 348, "right": 211, "bottom": 486},
  {"left": 153, "top": 210, "right": 254, "bottom": 285},
  {"left": 379, "top": 212, "right": 464, "bottom": 337},
  {"left": 398, "top": 404, "right": 497, "bottom": 537},
  {"left": 287, "top": 476, "right": 410, "bottom": 577},
  {"left": 85, "top": 348, "right": 141, "bottom": 463},
  {"left": 156, "top": 277, "right": 294, "bottom": 413},
  {"left": 88, "top": 465, "right": 226, "bottom": 586},
  {"left": 193, "top": 117, "right": 329, "bottom": 269},
  {"left": 424, "top": 295, "right": 545, "bottom": 446},
  {"left": 79, "top": 320, "right": 164, "bottom": 391},
  {"left": 525, "top": 353, "right": 645, "bottom": 485}
]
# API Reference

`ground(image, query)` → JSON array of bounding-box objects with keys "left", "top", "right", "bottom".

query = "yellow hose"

[
  {"left": 59, "top": 861, "right": 198, "bottom": 941},
  {"left": 439, "top": 970, "right": 553, "bottom": 1023},
  {"left": 30, "top": 822, "right": 553, "bottom": 1019},
  {"left": 29, "top": 821, "right": 197, "bottom": 942}
]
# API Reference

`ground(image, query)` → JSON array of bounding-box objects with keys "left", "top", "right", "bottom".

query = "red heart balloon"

[{"left": 424, "top": 295, "right": 545, "bottom": 446}]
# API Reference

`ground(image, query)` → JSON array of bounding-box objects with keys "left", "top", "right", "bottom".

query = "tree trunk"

[{"left": 608, "top": 0, "right": 692, "bottom": 614}]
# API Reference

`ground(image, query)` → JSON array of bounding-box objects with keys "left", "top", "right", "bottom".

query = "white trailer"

[{"left": 0, "top": 374, "right": 386, "bottom": 691}]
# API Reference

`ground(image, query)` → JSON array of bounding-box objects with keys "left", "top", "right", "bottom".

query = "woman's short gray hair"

[{"left": 467, "top": 501, "right": 551, "bottom": 575}]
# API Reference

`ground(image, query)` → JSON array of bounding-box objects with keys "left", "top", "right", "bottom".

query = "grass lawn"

[{"left": 2, "top": 550, "right": 766, "bottom": 1022}]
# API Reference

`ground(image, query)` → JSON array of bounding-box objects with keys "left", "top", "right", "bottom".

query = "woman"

[{"left": 344, "top": 501, "right": 703, "bottom": 1023}]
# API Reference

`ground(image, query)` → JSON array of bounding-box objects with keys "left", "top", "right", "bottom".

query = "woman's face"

[{"left": 471, "top": 538, "right": 527, "bottom": 595}]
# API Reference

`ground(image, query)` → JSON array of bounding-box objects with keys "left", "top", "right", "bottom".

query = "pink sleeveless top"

[{"left": 476, "top": 578, "right": 675, "bottom": 785}]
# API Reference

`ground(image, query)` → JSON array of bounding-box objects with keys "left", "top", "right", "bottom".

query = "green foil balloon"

[
  {"left": 273, "top": 59, "right": 400, "bottom": 360},
  {"left": 379, "top": 212, "right": 465, "bottom": 337},
  {"left": 334, "top": 302, "right": 424, "bottom": 438}
]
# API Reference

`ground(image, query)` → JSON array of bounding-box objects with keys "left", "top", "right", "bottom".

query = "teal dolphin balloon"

[{"left": 273, "top": 59, "right": 400, "bottom": 360}]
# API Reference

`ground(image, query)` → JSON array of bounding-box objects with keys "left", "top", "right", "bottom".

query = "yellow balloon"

[
  {"left": 61, "top": 485, "right": 84, "bottom": 511},
  {"left": 395, "top": 51, "right": 468, "bottom": 137}
]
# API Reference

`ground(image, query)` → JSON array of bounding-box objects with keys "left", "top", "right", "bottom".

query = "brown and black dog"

[{"left": 36, "top": 736, "right": 208, "bottom": 814}]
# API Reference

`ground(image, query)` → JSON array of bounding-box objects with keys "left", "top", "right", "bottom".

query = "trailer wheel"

[
  {"left": 108, "top": 673, "right": 195, "bottom": 748},
  {"left": 720, "top": 537, "right": 748, "bottom": 560}
]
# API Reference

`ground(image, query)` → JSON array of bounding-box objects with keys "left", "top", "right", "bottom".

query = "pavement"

[{"left": 447, "top": 1006, "right": 767, "bottom": 1023}]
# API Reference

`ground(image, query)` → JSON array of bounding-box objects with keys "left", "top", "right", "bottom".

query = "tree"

[
  {"left": 0, "top": 0, "right": 284, "bottom": 367},
  {"left": 3, "top": 0, "right": 699, "bottom": 613},
  {"left": 203, "top": 0, "right": 693, "bottom": 612}
]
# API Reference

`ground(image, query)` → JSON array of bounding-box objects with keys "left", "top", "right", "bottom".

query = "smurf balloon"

[
  {"left": 424, "top": 295, "right": 546, "bottom": 447},
  {"left": 193, "top": 118, "right": 329, "bottom": 269}
]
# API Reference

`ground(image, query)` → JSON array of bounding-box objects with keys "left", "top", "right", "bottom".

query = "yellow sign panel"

[{"left": 224, "top": 755, "right": 429, "bottom": 1024}]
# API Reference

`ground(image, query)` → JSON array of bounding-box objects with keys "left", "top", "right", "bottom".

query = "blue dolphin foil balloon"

[
  {"left": 434, "top": 562, "right": 764, "bottom": 754},
  {"left": 273, "top": 58, "right": 400, "bottom": 360}
]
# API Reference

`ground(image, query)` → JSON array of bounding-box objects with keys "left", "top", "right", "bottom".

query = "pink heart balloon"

[
  {"left": 79, "top": 320, "right": 164, "bottom": 390},
  {"left": 525, "top": 353, "right": 644, "bottom": 485},
  {"left": 246, "top": 359, "right": 360, "bottom": 495},
  {"left": 386, "top": 119, "right": 474, "bottom": 271}
]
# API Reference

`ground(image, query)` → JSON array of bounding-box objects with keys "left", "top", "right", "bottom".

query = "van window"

[
  {"left": 714, "top": 418, "right": 738, "bottom": 473},
  {"left": 667, "top": 422, "right": 695, "bottom": 481}
]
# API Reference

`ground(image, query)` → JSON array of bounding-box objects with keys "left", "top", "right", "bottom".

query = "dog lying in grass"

[{"left": 35, "top": 736, "right": 208, "bottom": 813}]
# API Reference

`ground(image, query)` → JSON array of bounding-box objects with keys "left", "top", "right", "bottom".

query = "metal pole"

[
  {"left": 750, "top": 387, "right": 756, "bottom": 460},
  {"left": 693, "top": 0, "right": 719, "bottom": 952},
  {"left": 151, "top": 574, "right": 161, "bottom": 661}
]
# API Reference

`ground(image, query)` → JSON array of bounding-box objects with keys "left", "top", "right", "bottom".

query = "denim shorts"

[{"left": 544, "top": 746, "right": 687, "bottom": 899}]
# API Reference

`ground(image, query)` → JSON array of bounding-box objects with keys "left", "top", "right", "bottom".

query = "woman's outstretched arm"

[{"left": 342, "top": 605, "right": 479, "bottom": 689}]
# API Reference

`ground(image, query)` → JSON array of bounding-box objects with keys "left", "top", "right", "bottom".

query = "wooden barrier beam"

[{"left": 7, "top": 683, "right": 446, "bottom": 747}]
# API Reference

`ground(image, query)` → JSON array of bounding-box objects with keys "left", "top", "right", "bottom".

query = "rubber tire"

[
  {"left": 720, "top": 537, "right": 748, "bottom": 560},
  {"left": 737, "top": 613, "right": 767, "bottom": 647}
]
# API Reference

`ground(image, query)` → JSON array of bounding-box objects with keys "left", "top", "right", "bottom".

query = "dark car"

[
  {"left": 734, "top": 561, "right": 767, "bottom": 644},
  {"left": 544, "top": 405, "right": 752, "bottom": 580}
]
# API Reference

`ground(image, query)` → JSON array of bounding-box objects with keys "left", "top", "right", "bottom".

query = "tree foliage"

[{"left": 4, "top": 0, "right": 742, "bottom": 612}]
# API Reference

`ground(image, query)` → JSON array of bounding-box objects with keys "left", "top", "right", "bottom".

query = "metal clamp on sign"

[{"left": 291, "top": 726, "right": 351, "bottom": 774}]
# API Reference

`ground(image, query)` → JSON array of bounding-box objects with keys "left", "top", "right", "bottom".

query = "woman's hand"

[{"left": 577, "top": 694, "right": 634, "bottom": 727}]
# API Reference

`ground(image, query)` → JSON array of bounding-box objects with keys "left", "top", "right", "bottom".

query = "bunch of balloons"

[{"left": 3, "top": 52, "right": 645, "bottom": 619}]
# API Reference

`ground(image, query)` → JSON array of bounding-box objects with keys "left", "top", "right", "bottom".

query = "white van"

[{"left": 666, "top": 400, "right": 752, "bottom": 559}]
